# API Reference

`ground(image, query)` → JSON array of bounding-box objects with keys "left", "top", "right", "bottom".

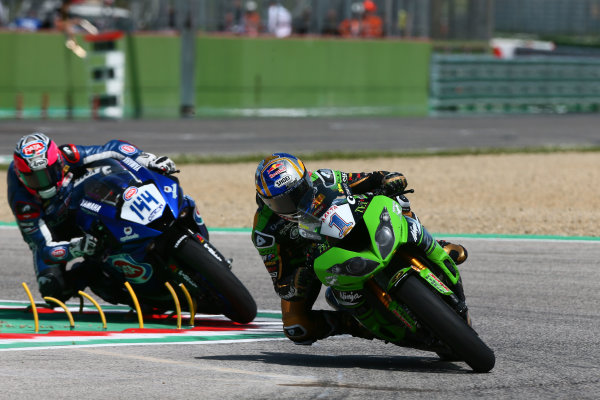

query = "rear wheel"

[
  {"left": 174, "top": 237, "right": 257, "bottom": 324},
  {"left": 395, "top": 275, "right": 495, "bottom": 372}
]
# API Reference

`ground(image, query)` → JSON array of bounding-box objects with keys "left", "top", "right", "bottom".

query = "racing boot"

[
  {"left": 87, "top": 268, "right": 132, "bottom": 306},
  {"left": 437, "top": 240, "right": 468, "bottom": 265}
]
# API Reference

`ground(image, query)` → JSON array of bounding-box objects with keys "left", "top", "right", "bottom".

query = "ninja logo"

[{"left": 409, "top": 220, "right": 420, "bottom": 242}]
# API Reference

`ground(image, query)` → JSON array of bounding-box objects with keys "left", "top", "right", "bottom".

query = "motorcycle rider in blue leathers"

[{"left": 7, "top": 132, "right": 208, "bottom": 304}]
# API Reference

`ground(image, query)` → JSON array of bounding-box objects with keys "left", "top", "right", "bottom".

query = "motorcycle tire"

[
  {"left": 395, "top": 274, "right": 495, "bottom": 373},
  {"left": 174, "top": 238, "right": 257, "bottom": 324}
]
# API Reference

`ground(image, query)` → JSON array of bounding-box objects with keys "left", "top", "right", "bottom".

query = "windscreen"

[{"left": 73, "top": 159, "right": 136, "bottom": 206}]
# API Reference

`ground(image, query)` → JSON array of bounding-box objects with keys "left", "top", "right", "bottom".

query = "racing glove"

[
  {"left": 69, "top": 234, "right": 98, "bottom": 258},
  {"left": 381, "top": 172, "right": 407, "bottom": 197},
  {"left": 136, "top": 152, "right": 178, "bottom": 174}
]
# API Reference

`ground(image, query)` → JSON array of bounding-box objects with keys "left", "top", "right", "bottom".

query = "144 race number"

[{"left": 120, "top": 184, "right": 166, "bottom": 225}]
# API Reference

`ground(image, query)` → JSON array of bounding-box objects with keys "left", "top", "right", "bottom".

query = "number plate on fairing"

[
  {"left": 120, "top": 184, "right": 166, "bottom": 225},
  {"left": 319, "top": 203, "right": 356, "bottom": 238}
]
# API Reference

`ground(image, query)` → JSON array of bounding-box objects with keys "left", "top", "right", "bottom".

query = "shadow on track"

[{"left": 197, "top": 352, "right": 471, "bottom": 374}]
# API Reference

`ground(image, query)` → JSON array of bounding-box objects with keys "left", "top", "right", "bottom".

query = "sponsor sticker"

[
  {"left": 337, "top": 291, "right": 363, "bottom": 305},
  {"left": 267, "top": 162, "right": 286, "bottom": 178},
  {"left": 123, "top": 186, "right": 138, "bottom": 201},
  {"left": 119, "top": 144, "right": 137, "bottom": 155},
  {"left": 21, "top": 141, "right": 46, "bottom": 158},
  {"left": 29, "top": 158, "right": 47, "bottom": 169},
  {"left": 409, "top": 220, "right": 420, "bottom": 242},
  {"left": 122, "top": 157, "right": 142, "bottom": 171},
  {"left": 109, "top": 254, "right": 153, "bottom": 284},
  {"left": 254, "top": 231, "right": 275, "bottom": 248},
  {"left": 274, "top": 175, "right": 291, "bottom": 187},
  {"left": 119, "top": 226, "right": 140, "bottom": 242},
  {"left": 51, "top": 248, "right": 67, "bottom": 259},
  {"left": 81, "top": 199, "right": 102, "bottom": 213}
]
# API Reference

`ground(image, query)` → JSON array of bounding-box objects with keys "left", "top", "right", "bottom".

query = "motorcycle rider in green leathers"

[{"left": 252, "top": 153, "right": 468, "bottom": 344}]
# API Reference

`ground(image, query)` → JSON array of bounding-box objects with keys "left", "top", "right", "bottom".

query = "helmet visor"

[
  {"left": 262, "top": 175, "right": 312, "bottom": 219},
  {"left": 17, "top": 161, "right": 63, "bottom": 191}
]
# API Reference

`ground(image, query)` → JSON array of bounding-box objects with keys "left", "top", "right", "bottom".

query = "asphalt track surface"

[
  {"left": 1, "top": 114, "right": 600, "bottom": 157},
  {"left": 1, "top": 116, "right": 599, "bottom": 399},
  {"left": 1, "top": 228, "right": 599, "bottom": 399}
]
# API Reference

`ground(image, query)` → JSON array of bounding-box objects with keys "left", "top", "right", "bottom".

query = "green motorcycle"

[{"left": 298, "top": 187, "right": 495, "bottom": 373}]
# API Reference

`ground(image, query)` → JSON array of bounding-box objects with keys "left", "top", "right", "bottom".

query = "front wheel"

[
  {"left": 395, "top": 275, "right": 495, "bottom": 373},
  {"left": 174, "top": 237, "right": 257, "bottom": 324}
]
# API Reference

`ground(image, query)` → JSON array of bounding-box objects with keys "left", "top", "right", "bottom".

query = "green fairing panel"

[
  {"left": 313, "top": 196, "right": 408, "bottom": 291},
  {"left": 314, "top": 247, "right": 381, "bottom": 290},
  {"left": 363, "top": 196, "right": 408, "bottom": 261}
]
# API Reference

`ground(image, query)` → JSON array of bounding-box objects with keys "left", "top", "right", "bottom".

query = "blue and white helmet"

[{"left": 255, "top": 153, "right": 312, "bottom": 221}]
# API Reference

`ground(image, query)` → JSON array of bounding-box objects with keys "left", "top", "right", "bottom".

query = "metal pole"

[
  {"left": 178, "top": 0, "right": 196, "bottom": 118},
  {"left": 384, "top": 0, "right": 392, "bottom": 37}
]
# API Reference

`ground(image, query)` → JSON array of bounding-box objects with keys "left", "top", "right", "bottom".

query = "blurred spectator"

[
  {"left": 243, "top": 1, "right": 261, "bottom": 37},
  {"left": 361, "top": 0, "right": 383, "bottom": 38},
  {"left": 397, "top": 9, "right": 408, "bottom": 36},
  {"left": 338, "top": 2, "right": 362, "bottom": 37},
  {"left": 267, "top": 1, "right": 291, "bottom": 38},
  {"left": 55, "top": 0, "right": 80, "bottom": 37},
  {"left": 13, "top": 12, "right": 42, "bottom": 31},
  {"left": 339, "top": 1, "right": 383, "bottom": 38},
  {"left": 0, "top": 1, "right": 7, "bottom": 27},
  {"left": 220, "top": 11, "right": 237, "bottom": 33},
  {"left": 293, "top": 6, "right": 312, "bottom": 35},
  {"left": 321, "top": 8, "right": 340, "bottom": 36},
  {"left": 220, "top": 0, "right": 244, "bottom": 34}
]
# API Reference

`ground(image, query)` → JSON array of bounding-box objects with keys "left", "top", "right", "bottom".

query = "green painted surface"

[
  {"left": 0, "top": 32, "right": 430, "bottom": 118},
  {"left": 0, "top": 301, "right": 285, "bottom": 350},
  {"left": 195, "top": 37, "right": 430, "bottom": 114},
  {"left": 0, "top": 32, "right": 89, "bottom": 111},
  {"left": 0, "top": 305, "right": 282, "bottom": 335}
]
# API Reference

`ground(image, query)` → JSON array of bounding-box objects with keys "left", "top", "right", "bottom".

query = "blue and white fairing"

[{"left": 70, "top": 158, "right": 183, "bottom": 287}]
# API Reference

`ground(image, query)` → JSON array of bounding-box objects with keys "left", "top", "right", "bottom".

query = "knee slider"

[
  {"left": 38, "top": 272, "right": 66, "bottom": 299},
  {"left": 283, "top": 324, "right": 314, "bottom": 345}
]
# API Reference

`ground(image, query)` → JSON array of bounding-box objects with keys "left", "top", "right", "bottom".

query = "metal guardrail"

[{"left": 430, "top": 54, "right": 600, "bottom": 114}]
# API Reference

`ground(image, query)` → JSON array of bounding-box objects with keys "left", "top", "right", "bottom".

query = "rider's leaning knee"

[{"left": 38, "top": 266, "right": 72, "bottom": 302}]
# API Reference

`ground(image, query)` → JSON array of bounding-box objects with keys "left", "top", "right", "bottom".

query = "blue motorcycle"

[{"left": 68, "top": 157, "right": 257, "bottom": 324}]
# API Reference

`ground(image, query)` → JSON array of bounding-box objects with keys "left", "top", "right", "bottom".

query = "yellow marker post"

[
  {"left": 178, "top": 283, "right": 195, "bottom": 327},
  {"left": 43, "top": 296, "right": 75, "bottom": 329},
  {"left": 78, "top": 291, "right": 107, "bottom": 329},
  {"left": 164, "top": 282, "right": 182, "bottom": 329},
  {"left": 124, "top": 281, "right": 144, "bottom": 329},
  {"left": 21, "top": 282, "right": 39, "bottom": 333}
]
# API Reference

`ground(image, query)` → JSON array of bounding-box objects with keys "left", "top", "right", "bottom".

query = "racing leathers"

[
  {"left": 7, "top": 140, "right": 208, "bottom": 303},
  {"left": 252, "top": 168, "right": 465, "bottom": 344}
]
